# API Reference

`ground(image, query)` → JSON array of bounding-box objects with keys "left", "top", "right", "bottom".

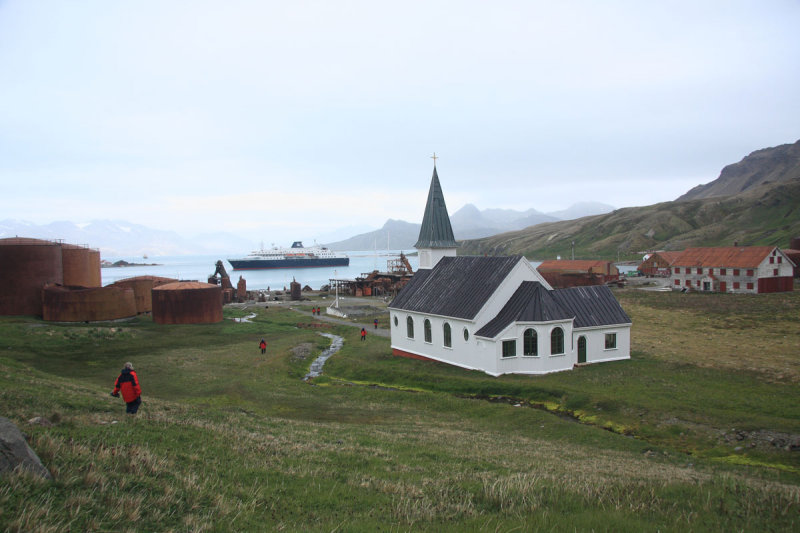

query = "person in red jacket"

[
  {"left": 259, "top": 338, "right": 267, "bottom": 354},
  {"left": 111, "top": 362, "right": 142, "bottom": 415}
]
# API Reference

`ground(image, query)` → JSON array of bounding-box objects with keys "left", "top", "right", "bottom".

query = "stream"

[{"left": 303, "top": 333, "right": 344, "bottom": 381}]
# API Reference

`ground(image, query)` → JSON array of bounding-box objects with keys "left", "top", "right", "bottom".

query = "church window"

[
  {"left": 523, "top": 329, "right": 538, "bottom": 356},
  {"left": 502, "top": 340, "right": 516, "bottom": 358},
  {"left": 550, "top": 327, "right": 564, "bottom": 355},
  {"left": 424, "top": 319, "right": 432, "bottom": 343},
  {"left": 443, "top": 323, "right": 452, "bottom": 347},
  {"left": 463, "top": 328, "right": 469, "bottom": 341},
  {"left": 406, "top": 316, "right": 414, "bottom": 339},
  {"left": 605, "top": 333, "right": 617, "bottom": 349},
  {"left": 393, "top": 316, "right": 398, "bottom": 327}
]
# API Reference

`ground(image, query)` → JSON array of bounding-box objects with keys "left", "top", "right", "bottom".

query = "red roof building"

[
  {"left": 670, "top": 246, "right": 795, "bottom": 293},
  {"left": 637, "top": 251, "right": 682, "bottom": 277},
  {"left": 536, "top": 260, "right": 619, "bottom": 288}
]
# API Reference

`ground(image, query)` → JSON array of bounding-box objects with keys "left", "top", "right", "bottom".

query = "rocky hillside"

[
  {"left": 458, "top": 177, "right": 800, "bottom": 261},
  {"left": 678, "top": 139, "right": 800, "bottom": 201}
]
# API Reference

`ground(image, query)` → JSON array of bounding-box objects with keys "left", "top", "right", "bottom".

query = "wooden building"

[
  {"left": 637, "top": 251, "right": 682, "bottom": 277},
  {"left": 536, "top": 260, "right": 619, "bottom": 288}
]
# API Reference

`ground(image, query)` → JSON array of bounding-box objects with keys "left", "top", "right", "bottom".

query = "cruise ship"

[{"left": 228, "top": 242, "right": 349, "bottom": 270}]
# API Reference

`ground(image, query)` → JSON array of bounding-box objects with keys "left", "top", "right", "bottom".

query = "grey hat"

[{"left": 124, "top": 362, "right": 134, "bottom": 370}]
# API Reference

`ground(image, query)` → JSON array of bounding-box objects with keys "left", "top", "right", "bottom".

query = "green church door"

[{"left": 577, "top": 336, "right": 587, "bottom": 364}]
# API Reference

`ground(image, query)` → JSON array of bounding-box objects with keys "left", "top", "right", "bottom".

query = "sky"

[{"left": 1, "top": 0, "right": 799, "bottom": 245}]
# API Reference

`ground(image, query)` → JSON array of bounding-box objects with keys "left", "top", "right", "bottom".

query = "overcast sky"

[{"left": 1, "top": 1, "right": 798, "bottom": 244}]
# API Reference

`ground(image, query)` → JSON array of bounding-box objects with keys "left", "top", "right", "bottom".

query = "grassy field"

[{"left": 1, "top": 289, "right": 799, "bottom": 531}]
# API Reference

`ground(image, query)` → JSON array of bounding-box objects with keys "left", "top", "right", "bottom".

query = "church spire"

[
  {"left": 415, "top": 165, "right": 456, "bottom": 249},
  {"left": 415, "top": 159, "right": 457, "bottom": 269}
]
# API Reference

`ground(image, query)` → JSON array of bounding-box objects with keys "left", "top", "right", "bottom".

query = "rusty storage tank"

[
  {"left": 111, "top": 276, "right": 177, "bottom": 314},
  {"left": 290, "top": 279, "right": 301, "bottom": 300},
  {"left": 236, "top": 276, "right": 246, "bottom": 302},
  {"left": 151, "top": 281, "right": 223, "bottom": 324},
  {"left": 61, "top": 244, "right": 101, "bottom": 287},
  {"left": 42, "top": 284, "right": 137, "bottom": 322},
  {"left": 0, "top": 237, "right": 64, "bottom": 316}
]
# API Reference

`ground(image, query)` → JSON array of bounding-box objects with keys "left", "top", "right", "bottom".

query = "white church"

[{"left": 388, "top": 163, "right": 632, "bottom": 376}]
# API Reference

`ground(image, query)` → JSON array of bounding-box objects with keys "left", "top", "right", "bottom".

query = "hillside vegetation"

[
  {"left": 458, "top": 178, "right": 800, "bottom": 261},
  {"left": 1, "top": 289, "right": 799, "bottom": 531}
]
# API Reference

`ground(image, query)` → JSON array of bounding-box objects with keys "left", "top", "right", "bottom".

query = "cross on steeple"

[{"left": 431, "top": 152, "right": 438, "bottom": 167}]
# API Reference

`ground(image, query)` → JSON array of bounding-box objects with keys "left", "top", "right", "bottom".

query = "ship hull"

[{"left": 229, "top": 257, "right": 350, "bottom": 270}]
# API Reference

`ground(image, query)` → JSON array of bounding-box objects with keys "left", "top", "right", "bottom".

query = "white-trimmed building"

[
  {"left": 388, "top": 164, "right": 632, "bottom": 376},
  {"left": 670, "top": 246, "right": 795, "bottom": 294}
]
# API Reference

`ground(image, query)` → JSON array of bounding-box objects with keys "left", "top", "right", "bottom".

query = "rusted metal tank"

[
  {"left": 42, "top": 284, "right": 137, "bottom": 322},
  {"left": 152, "top": 281, "right": 223, "bottom": 324},
  {"left": 111, "top": 276, "right": 177, "bottom": 314},
  {"left": 290, "top": 279, "right": 301, "bottom": 300},
  {"left": 0, "top": 238, "right": 64, "bottom": 316},
  {"left": 236, "top": 276, "right": 246, "bottom": 302},
  {"left": 61, "top": 244, "right": 101, "bottom": 287}
]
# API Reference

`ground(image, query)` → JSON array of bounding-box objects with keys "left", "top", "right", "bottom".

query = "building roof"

[
  {"left": 475, "top": 282, "right": 574, "bottom": 337},
  {"left": 537, "top": 260, "right": 613, "bottom": 273},
  {"left": 476, "top": 282, "right": 631, "bottom": 338},
  {"left": 672, "top": 246, "right": 777, "bottom": 268},
  {"left": 414, "top": 165, "right": 457, "bottom": 249},
  {"left": 389, "top": 255, "right": 523, "bottom": 319}
]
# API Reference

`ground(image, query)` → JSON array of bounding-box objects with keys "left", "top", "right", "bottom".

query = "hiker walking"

[
  {"left": 373, "top": 318, "right": 378, "bottom": 329},
  {"left": 259, "top": 338, "right": 267, "bottom": 354},
  {"left": 360, "top": 328, "right": 367, "bottom": 341},
  {"left": 111, "top": 362, "right": 142, "bottom": 415}
]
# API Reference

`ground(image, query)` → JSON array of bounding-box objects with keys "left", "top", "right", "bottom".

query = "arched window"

[
  {"left": 443, "top": 323, "right": 452, "bottom": 347},
  {"left": 523, "top": 328, "right": 538, "bottom": 356},
  {"left": 463, "top": 328, "right": 469, "bottom": 341},
  {"left": 551, "top": 327, "right": 564, "bottom": 355},
  {"left": 393, "top": 315, "right": 398, "bottom": 327},
  {"left": 424, "top": 319, "right": 432, "bottom": 343},
  {"left": 406, "top": 316, "right": 414, "bottom": 339}
]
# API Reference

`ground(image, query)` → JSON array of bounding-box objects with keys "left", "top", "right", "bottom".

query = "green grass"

[{"left": 1, "top": 293, "right": 799, "bottom": 532}]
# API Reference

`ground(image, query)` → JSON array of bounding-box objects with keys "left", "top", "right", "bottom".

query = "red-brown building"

[
  {"left": 536, "top": 260, "right": 619, "bottom": 288},
  {"left": 637, "top": 251, "right": 682, "bottom": 277}
]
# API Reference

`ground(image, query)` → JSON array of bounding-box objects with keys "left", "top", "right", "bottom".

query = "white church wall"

[
  {"left": 575, "top": 325, "right": 631, "bottom": 364},
  {"left": 488, "top": 320, "right": 577, "bottom": 375},
  {"left": 390, "top": 311, "right": 488, "bottom": 372}
]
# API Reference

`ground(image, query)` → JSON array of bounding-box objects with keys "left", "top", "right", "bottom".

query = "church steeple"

[{"left": 415, "top": 158, "right": 457, "bottom": 269}]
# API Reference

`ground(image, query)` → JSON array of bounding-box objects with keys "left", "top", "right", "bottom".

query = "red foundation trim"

[{"left": 392, "top": 348, "right": 437, "bottom": 362}]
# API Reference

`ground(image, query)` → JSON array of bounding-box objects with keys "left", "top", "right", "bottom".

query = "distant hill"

[
  {"left": 459, "top": 140, "right": 800, "bottom": 260},
  {"left": 678, "top": 139, "right": 800, "bottom": 201},
  {"left": 325, "top": 219, "right": 421, "bottom": 252},
  {"left": 0, "top": 219, "right": 255, "bottom": 257},
  {"left": 326, "top": 202, "right": 615, "bottom": 250},
  {"left": 458, "top": 178, "right": 800, "bottom": 261}
]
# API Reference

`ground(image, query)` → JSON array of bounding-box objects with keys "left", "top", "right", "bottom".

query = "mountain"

[
  {"left": 0, "top": 219, "right": 254, "bottom": 258},
  {"left": 678, "top": 139, "right": 800, "bottom": 201},
  {"left": 458, "top": 177, "right": 800, "bottom": 261},
  {"left": 545, "top": 202, "right": 617, "bottom": 221},
  {"left": 326, "top": 202, "right": 615, "bottom": 250},
  {"left": 324, "top": 219, "right": 421, "bottom": 252}
]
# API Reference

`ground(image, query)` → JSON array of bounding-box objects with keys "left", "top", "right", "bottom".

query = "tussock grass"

[{"left": 1, "top": 296, "right": 800, "bottom": 531}]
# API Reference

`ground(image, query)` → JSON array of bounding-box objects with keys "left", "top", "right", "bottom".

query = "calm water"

[
  {"left": 101, "top": 251, "right": 419, "bottom": 291},
  {"left": 101, "top": 253, "right": 637, "bottom": 291}
]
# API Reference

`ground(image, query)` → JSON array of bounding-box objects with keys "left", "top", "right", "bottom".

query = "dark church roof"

[
  {"left": 476, "top": 283, "right": 632, "bottom": 339},
  {"left": 389, "top": 255, "right": 523, "bottom": 319},
  {"left": 552, "top": 285, "right": 632, "bottom": 328},
  {"left": 475, "top": 282, "right": 573, "bottom": 337},
  {"left": 414, "top": 166, "right": 457, "bottom": 249}
]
